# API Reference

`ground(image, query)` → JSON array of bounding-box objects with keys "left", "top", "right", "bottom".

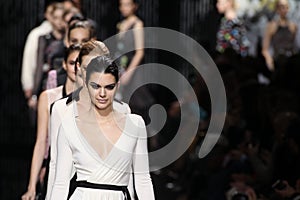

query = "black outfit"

[
  {"left": 115, "top": 22, "right": 155, "bottom": 125},
  {"left": 271, "top": 23, "right": 297, "bottom": 87},
  {"left": 34, "top": 33, "right": 65, "bottom": 98}
]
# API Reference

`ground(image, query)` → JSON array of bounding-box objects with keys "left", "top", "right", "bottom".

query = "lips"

[{"left": 96, "top": 99, "right": 108, "bottom": 104}]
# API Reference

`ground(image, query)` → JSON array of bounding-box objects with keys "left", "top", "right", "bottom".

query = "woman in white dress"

[
  {"left": 49, "top": 55, "right": 155, "bottom": 200},
  {"left": 22, "top": 44, "right": 81, "bottom": 200}
]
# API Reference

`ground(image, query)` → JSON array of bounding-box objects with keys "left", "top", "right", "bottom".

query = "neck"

[
  {"left": 225, "top": 9, "right": 236, "bottom": 20},
  {"left": 91, "top": 105, "right": 114, "bottom": 123},
  {"left": 279, "top": 16, "right": 288, "bottom": 24},
  {"left": 79, "top": 86, "right": 90, "bottom": 103},
  {"left": 65, "top": 78, "right": 76, "bottom": 95},
  {"left": 52, "top": 29, "right": 63, "bottom": 40}
]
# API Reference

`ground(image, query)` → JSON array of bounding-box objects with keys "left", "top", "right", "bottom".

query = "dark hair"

[
  {"left": 85, "top": 56, "right": 119, "bottom": 85},
  {"left": 64, "top": 44, "right": 81, "bottom": 62},
  {"left": 68, "top": 20, "right": 94, "bottom": 42}
]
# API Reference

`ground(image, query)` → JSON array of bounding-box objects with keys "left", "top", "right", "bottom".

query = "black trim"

[
  {"left": 66, "top": 87, "right": 82, "bottom": 104},
  {"left": 76, "top": 181, "right": 131, "bottom": 200}
]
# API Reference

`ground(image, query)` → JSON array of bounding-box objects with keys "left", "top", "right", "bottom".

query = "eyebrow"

[{"left": 90, "top": 82, "right": 116, "bottom": 87}]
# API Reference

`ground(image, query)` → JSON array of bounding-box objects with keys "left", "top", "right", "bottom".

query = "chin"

[{"left": 96, "top": 103, "right": 112, "bottom": 111}]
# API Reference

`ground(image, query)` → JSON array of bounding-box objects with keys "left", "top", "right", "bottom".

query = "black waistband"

[{"left": 76, "top": 181, "right": 131, "bottom": 200}]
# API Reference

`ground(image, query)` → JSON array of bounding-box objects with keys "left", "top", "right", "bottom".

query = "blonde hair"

[{"left": 275, "top": 0, "right": 289, "bottom": 10}]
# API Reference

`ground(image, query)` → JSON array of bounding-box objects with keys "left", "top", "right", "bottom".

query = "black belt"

[{"left": 76, "top": 181, "right": 131, "bottom": 200}]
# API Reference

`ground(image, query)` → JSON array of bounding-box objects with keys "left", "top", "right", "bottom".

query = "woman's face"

[
  {"left": 52, "top": 9, "right": 66, "bottom": 33},
  {"left": 216, "top": 0, "right": 230, "bottom": 14},
  {"left": 69, "top": 27, "right": 90, "bottom": 46},
  {"left": 63, "top": 51, "right": 80, "bottom": 82},
  {"left": 277, "top": 0, "right": 289, "bottom": 18},
  {"left": 87, "top": 72, "right": 118, "bottom": 111},
  {"left": 119, "top": 0, "right": 136, "bottom": 17}
]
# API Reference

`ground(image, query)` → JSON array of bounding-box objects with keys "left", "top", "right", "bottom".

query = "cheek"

[{"left": 67, "top": 65, "right": 75, "bottom": 72}]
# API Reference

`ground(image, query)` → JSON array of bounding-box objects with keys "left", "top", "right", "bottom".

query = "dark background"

[{"left": 0, "top": 0, "right": 220, "bottom": 199}]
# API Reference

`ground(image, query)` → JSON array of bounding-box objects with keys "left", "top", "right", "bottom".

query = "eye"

[
  {"left": 105, "top": 83, "right": 116, "bottom": 90},
  {"left": 69, "top": 61, "right": 76, "bottom": 65},
  {"left": 89, "top": 82, "right": 100, "bottom": 89},
  {"left": 70, "top": 39, "right": 78, "bottom": 44}
]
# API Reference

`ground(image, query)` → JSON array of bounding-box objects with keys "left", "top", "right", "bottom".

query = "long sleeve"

[
  {"left": 133, "top": 117, "right": 155, "bottom": 200},
  {"left": 49, "top": 125, "right": 73, "bottom": 200},
  {"left": 21, "top": 21, "right": 52, "bottom": 91}
]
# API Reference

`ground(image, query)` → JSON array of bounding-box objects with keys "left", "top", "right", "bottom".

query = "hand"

[
  {"left": 24, "top": 89, "right": 32, "bottom": 99},
  {"left": 21, "top": 189, "right": 36, "bottom": 200},
  {"left": 39, "top": 167, "right": 46, "bottom": 185},
  {"left": 245, "top": 187, "right": 257, "bottom": 200},
  {"left": 265, "top": 56, "right": 274, "bottom": 72},
  {"left": 27, "top": 95, "right": 37, "bottom": 110},
  {"left": 274, "top": 180, "right": 296, "bottom": 198}
]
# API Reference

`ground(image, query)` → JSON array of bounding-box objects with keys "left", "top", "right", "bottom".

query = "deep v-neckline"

[{"left": 73, "top": 103, "right": 129, "bottom": 162}]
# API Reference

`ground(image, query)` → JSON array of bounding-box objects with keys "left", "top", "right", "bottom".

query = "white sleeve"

[
  {"left": 127, "top": 171, "right": 135, "bottom": 200},
  {"left": 49, "top": 125, "right": 73, "bottom": 200},
  {"left": 21, "top": 29, "right": 39, "bottom": 91},
  {"left": 133, "top": 117, "right": 155, "bottom": 200},
  {"left": 45, "top": 103, "right": 61, "bottom": 200}
]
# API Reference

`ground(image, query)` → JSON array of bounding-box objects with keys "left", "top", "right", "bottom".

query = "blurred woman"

[
  {"left": 262, "top": 0, "right": 297, "bottom": 72},
  {"left": 115, "top": 0, "right": 155, "bottom": 124},
  {"left": 21, "top": 45, "right": 81, "bottom": 200},
  {"left": 216, "top": 0, "right": 250, "bottom": 57}
]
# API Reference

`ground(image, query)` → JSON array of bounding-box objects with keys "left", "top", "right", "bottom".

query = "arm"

[
  {"left": 262, "top": 22, "right": 275, "bottom": 71},
  {"left": 21, "top": 30, "right": 39, "bottom": 98},
  {"left": 121, "top": 20, "right": 144, "bottom": 85},
  {"left": 133, "top": 116, "right": 155, "bottom": 200},
  {"left": 49, "top": 125, "right": 73, "bottom": 200},
  {"left": 21, "top": 91, "right": 49, "bottom": 200},
  {"left": 45, "top": 103, "right": 62, "bottom": 200}
]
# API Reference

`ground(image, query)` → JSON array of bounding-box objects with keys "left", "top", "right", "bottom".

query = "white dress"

[{"left": 49, "top": 102, "right": 155, "bottom": 200}]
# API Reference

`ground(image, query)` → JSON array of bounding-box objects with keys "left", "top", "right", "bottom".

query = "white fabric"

[
  {"left": 21, "top": 21, "right": 52, "bottom": 91},
  {"left": 46, "top": 98, "right": 137, "bottom": 200},
  {"left": 44, "top": 85, "right": 64, "bottom": 158},
  {"left": 49, "top": 100, "right": 154, "bottom": 200}
]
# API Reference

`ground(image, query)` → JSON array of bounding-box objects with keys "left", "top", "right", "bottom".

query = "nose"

[{"left": 99, "top": 87, "right": 106, "bottom": 97}]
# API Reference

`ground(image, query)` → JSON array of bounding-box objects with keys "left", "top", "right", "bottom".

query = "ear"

[
  {"left": 62, "top": 61, "right": 67, "bottom": 71},
  {"left": 134, "top": 3, "right": 138, "bottom": 12}
]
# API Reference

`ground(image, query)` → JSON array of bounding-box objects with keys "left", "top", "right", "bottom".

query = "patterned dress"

[{"left": 216, "top": 17, "right": 250, "bottom": 57}]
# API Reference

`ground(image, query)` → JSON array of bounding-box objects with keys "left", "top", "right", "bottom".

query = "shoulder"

[
  {"left": 127, "top": 114, "right": 145, "bottom": 127},
  {"left": 113, "top": 100, "right": 131, "bottom": 114},
  {"left": 133, "top": 17, "right": 144, "bottom": 28},
  {"left": 27, "top": 21, "right": 50, "bottom": 37},
  {"left": 38, "top": 90, "right": 50, "bottom": 107},
  {"left": 126, "top": 114, "right": 147, "bottom": 138},
  {"left": 46, "top": 86, "right": 63, "bottom": 103},
  {"left": 52, "top": 95, "right": 68, "bottom": 109},
  {"left": 50, "top": 95, "right": 69, "bottom": 115},
  {"left": 289, "top": 21, "right": 297, "bottom": 33},
  {"left": 47, "top": 85, "right": 63, "bottom": 94},
  {"left": 40, "top": 86, "right": 62, "bottom": 104},
  {"left": 266, "top": 21, "right": 277, "bottom": 33}
]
